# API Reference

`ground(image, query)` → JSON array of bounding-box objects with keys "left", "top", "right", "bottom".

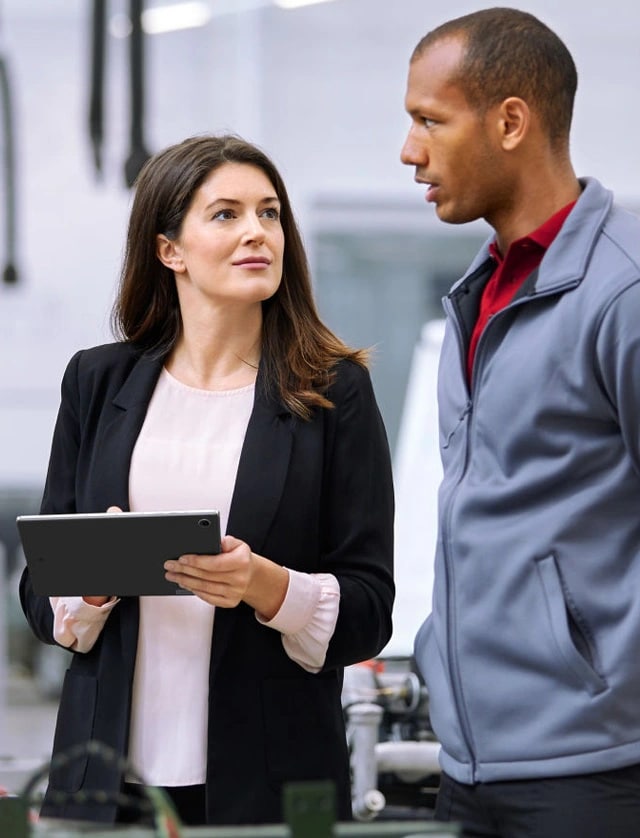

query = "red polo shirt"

[{"left": 467, "top": 200, "right": 576, "bottom": 383}]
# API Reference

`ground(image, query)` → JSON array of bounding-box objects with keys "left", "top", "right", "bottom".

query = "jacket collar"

[{"left": 449, "top": 178, "right": 614, "bottom": 299}]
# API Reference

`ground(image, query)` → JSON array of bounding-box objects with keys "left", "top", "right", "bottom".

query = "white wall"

[{"left": 1, "top": 0, "right": 639, "bottom": 486}]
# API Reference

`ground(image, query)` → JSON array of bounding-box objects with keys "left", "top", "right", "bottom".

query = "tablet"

[{"left": 16, "top": 510, "right": 221, "bottom": 597}]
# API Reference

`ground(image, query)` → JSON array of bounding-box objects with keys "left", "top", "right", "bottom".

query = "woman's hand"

[{"left": 164, "top": 534, "right": 288, "bottom": 618}]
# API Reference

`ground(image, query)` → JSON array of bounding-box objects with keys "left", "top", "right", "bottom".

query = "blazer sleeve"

[
  {"left": 321, "top": 361, "right": 395, "bottom": 669},
  {"left": 19, "top": 351, "right": 83, "bottom": 645}
]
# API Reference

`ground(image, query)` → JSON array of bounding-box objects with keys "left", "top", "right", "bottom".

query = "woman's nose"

[{"left": 242, "top": 214, "right": 266, "bottom": 242}]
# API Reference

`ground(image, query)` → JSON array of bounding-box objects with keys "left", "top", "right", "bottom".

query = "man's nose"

[{"left": 400, "top": 128, "right": 426, "bottom": 166}]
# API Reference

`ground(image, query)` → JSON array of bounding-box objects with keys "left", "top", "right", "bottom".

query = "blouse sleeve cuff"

[
  {"left": 256, "top": 571, "right": 340, "bottom": 673},
  {"left": 257, "top": 570, "right": 330, "bottom": 634},
  {"left": 49, "top": 596, "right": 119, "bottom": 653}
]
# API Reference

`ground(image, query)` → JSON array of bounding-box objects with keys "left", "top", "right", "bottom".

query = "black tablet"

[{"left": 16, "top": 510, "right": 221, "bottom": 597}]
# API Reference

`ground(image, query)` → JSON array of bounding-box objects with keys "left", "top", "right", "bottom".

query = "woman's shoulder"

[
  {"left": 61, "top": 342, "right": 151, "bottom": 395},
  {"left": 327, "top": 357, "right": 375, "bottom": 402},
  {"left": 332, "top": 356, "right": 371, "bottom": 382},
  {"left": 68, "top": 340, "right": 145, "bottom": 373}
]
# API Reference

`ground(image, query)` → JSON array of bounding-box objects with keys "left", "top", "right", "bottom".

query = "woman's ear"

[
  {"left": 156, "top": 233, "right": 185, "bottom": 272},
  {"left": 497, "top": 96, "right": 530, "bottom": 151}
]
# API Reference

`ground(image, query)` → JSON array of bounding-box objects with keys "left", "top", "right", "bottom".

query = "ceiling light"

[
  {"left": 274, "top": 0, "right": 337, "bottom": 8},
  {"left": 143, "top": 2, "right": 211, "bottom": 34}
]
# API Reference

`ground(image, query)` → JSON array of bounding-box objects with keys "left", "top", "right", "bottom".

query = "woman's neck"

[{"left": 166, "top": 320, "right": 261, "bottom": 392}]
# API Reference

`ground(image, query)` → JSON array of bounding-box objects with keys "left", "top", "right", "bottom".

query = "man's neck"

[{"left": 491, "top": 167, "right": 582, "bottom": 253}]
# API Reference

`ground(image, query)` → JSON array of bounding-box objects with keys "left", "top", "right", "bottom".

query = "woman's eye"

[
  {"left": 261, "top": 207, "right": 280, "bottom": 220},
  {"left": 213, "top": 209, "right": 234, "bottom": 221}
]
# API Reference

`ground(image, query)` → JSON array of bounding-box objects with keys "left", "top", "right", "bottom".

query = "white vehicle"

[{"left": 343, "top": 320, "right": 445, "bottom": 821}]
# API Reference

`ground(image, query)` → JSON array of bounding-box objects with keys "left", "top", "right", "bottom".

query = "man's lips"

[
  {"left": 415, "top": 177, "right": 439, "bottom": 203},
  {"left": 425, "top": 184, "right": 439, "bottom": 203}
]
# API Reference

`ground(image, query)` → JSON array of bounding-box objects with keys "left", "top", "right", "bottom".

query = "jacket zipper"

[{"left": 440, "top": 295, "right": 478, "bottom": 779}]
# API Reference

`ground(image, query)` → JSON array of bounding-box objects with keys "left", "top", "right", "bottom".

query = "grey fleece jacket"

[{"left": 414, "top": 178, "right": 640, "bottom": 784}]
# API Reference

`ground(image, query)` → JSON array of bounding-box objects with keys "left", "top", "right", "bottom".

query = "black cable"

[
  {"left": 88, "top": 0, "right": 107, "bottom": 177},
  {"left": 124, "top": 0, "right": 151, "bottom": 187},
  {"left": 0, "top": 3, "right": 18, "bottom": 284}
]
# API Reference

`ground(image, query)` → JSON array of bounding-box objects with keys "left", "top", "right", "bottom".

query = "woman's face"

[{"left": 159, "top": 161, "right": 284, "bottom": 312}]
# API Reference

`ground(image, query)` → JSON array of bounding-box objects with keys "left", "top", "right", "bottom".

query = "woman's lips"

[{"left": 233, "top": 257, "right": 271, "bottom": 267}]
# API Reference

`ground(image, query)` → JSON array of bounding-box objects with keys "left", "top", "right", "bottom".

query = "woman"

[{"left": 19, "top": 134, "right": 394, "bottom": 827}]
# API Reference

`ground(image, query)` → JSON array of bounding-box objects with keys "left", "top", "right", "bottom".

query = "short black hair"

[{"left": 412, "top": 7, "right": 577, "bottom": 147}]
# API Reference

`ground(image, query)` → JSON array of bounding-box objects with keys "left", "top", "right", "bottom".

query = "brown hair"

[
  {"left": 412, "top": 7, "right": 577, "bottom": 149},
  {"left": 111, "top": 134, "right": 367, "bottom": 419}
]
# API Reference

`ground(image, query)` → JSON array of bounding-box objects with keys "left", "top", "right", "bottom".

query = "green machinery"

[{"left": 1, "top": 779, "right": 460, "bottom": 838}]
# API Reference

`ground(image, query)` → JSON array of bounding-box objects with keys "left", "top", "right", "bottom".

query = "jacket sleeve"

[
  {"left": 321, "top": 362, "right": 395, "bottom": 669},
  {"left": 19, "top": 351, "right": 83, "bottom": 645},
  {"left": 594, "top": 281, "right": 640, "bottom": 471}
]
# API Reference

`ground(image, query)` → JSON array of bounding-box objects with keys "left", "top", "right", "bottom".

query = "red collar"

[
  {"left": 489, "top": 200, "right": 577, "bottom": 264},
  {"left": 467, "top": 199, "right": 577, "bottom": 383}
]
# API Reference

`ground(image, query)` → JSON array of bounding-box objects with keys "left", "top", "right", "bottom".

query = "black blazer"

[{"left": 19, "top": 341, "right": 395, "bottom": 825}]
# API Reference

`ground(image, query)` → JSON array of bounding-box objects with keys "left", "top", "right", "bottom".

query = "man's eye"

[{"left": 424, "top": 118, "right": 437, "bottom": 129}]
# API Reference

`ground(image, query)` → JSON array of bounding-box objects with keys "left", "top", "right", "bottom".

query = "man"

[{"left": 401, "top": 8, "right": 640, "bottom": 838}]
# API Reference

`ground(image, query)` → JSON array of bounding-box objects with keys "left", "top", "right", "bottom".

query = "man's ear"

[
  {"left": 156, "top": 234, "right": 185, "bottom": 272},
  {"left": 496, "top": 96, "right": 530, "bottom": 151}
]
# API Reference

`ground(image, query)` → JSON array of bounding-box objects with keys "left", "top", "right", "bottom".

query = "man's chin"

[{"left": 435, "top": 204, "right": 475, "bottom": 225}]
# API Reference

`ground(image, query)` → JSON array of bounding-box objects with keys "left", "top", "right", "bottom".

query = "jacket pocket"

[
  {"left": 413, "top": 615, "right": 468, "bottom": 763},
  {"left": 48, "top": 670, "right": 98, "bottom": 793},
  {"left": 535, "top": 554, "right": 607, "bottom": 696}
]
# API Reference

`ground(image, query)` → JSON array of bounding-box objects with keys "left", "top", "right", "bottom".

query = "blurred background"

[{"left": 1, "top": 0, "right": 639, "bottom": 801}]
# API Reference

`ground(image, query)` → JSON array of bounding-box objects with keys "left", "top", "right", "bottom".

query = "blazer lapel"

[
  {"left": 95, "top": 352, "right": 165, "bottom": 512},
  {"left": 226, "top": 373, "right": 294, "bottom": 549},
  {"left": 97, "top": 351, "right": 294, "bottom": 539},
  {"left": 94, "top": 350, "right": 164, "bottom": 671},
  {"left": 211, "top": 368, "right": 295, "bottom": 679}
]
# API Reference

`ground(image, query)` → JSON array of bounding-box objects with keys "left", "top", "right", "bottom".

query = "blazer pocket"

[{"left": 48, "top": 670, "right": 98, "bottom": 793}]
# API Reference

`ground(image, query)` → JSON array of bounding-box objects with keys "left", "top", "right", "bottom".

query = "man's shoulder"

[{"left": 602, "top": 203, "right": 640, "bottom": 270}]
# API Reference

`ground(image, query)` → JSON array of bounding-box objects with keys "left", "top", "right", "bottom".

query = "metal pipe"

[
  {"left": 375, "top": 740, "right": 441, "bottom": 781},
  {"left": 346, "top": 702, "right": 386, "bottom": 821}
]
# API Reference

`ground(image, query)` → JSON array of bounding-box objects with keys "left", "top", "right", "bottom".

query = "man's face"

[{"left": 401, "top": 37, "right": 505, "bottom": 226}]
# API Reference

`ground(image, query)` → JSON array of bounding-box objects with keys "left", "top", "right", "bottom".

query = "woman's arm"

[
  {"left": 319, "top": 361, "right": 395, "bottom": 669},
  {"left": 20, "top": 352, "right": 83, "bottom": 645}
]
